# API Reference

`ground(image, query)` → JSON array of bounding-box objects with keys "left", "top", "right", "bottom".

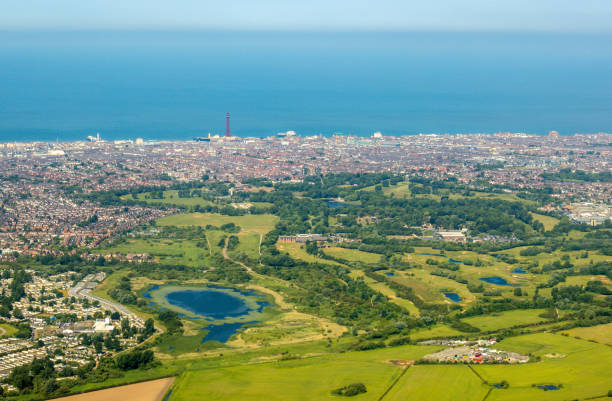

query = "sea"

[{"left": 0, "top": 31, "right": 611, "bottom": 142}]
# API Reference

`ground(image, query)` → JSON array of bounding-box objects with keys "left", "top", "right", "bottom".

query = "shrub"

[{"left": 332, "top": 383, "right": 367, "bottom": 397}]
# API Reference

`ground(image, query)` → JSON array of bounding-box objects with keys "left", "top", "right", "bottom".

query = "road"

[{"left": 69, "top": 274, "right": 138, "bottom": 319}]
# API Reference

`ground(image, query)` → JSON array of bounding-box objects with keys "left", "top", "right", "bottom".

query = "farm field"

[
  {"left": 169, "top": 345, "right": 436, "bottom": 401},
  {"left": 55, "top": 377, "right": 174, "bottom": 401},
  {"left": 561, "top": 322, "right": 612, "bottom": 345},
  {"left": 476, "top": 333, "right": 612, "bottom": 401},
  {"left": 385, "top": 365, "right": 489, "bottom": 401},
  {"left": 461, "top": 309, "right": 548, "bottom": 332}
]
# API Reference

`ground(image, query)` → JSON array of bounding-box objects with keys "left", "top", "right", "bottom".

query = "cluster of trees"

[
  {"left": 108, "top": 276, "right": 137, "bottom": 305},
  {"left": 541, "top": 168, "right": 612, "bottom": 183}
]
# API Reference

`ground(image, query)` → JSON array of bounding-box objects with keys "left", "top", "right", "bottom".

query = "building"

[
  {"left": 93, "top": 318, "right": 114, "bottom": 334},
  {"left": 278, "top": 234, "right": 328, "bottom": 243},
  {"left": 436, "top": 230, "right": 467, "bottom": 242}
]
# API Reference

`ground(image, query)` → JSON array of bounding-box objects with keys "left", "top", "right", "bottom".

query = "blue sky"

[{"left": 2, "top": 0, "right": 612, "bottom": 33}]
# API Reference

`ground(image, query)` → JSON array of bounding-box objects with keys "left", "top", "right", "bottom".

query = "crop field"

[
  {"left": 55, "top": 377, "right": 174, "bottom": 401},
  {"left": 385, "top": 365, "right": 489, "bottom": 401},
  {"left": 561, "top": 323, "right": 612, "bottom": 345},
  {"left": 169, "top": 345, "right": 436, "bottom": 401},
  {"left": 460, "top": 309, "right": 548, "bottom": 332},
  {"left": 475, "top": 333, "right": 612, "bottom": 401},
  {"left": 157, "top": 213, "right": 278, "bottom": 234}
]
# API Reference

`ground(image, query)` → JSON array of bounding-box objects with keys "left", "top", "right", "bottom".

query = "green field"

[
  {"left": 0, "top": 323, "right": 18, "bottom": 338},
  {"left": 530, "top": 213, "right": 560, "bottom": 231},
  {"left": 169, "top": 344, "right": 436, "bottom": 401},
  {"left": 157, "top": 213, "right": 278, "bottom": 234},
  {"left": 96, "top": 237, "right": 209, "bottom": 266},
  {"left": 385, "top": 365, "right": 489, "bottom": 401},
  {"left": 410, "top": 324, "right": 463, "bottom": 340},
  {"left": 276, "top": 242, "right": 342, "bottom": 266},
  {"left": 461, "top": 309, "right": 548, "bottom": 332},
  {"left": 323, "top": 247, "right": 382, "bottom": 263},
  {"left": 476, "top": 333, "right": 612, "bottom": 401},
  {"left": 122, "top": 190, "right": 215, "bottom": 207},
  {"left": 562, "top": 323, "right": 612, "bottom": 345}
]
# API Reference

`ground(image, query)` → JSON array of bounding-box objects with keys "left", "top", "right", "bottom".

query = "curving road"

[{"left": 69, "top": 274, "right": 137, "bottom": 319}]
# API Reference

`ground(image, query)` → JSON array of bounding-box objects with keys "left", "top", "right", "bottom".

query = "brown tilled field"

[{"left": 51, "top": 377, "right": 174, "bottom": 401}]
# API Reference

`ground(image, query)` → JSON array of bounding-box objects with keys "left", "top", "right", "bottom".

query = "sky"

[{"left": 2, "top": 0, "right": 612, "bottom": 33}]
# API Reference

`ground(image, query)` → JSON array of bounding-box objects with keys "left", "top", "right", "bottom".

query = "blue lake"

[
  {"left": 448, "top": 258, "right": 463, "bottom": 263},
  {"left": 444, "top": 293, "right": 461, "bottom": 302},
  {"left": 145, "top": 285, "right": 270, "bottom": 344},
  {"left": 386, "top": 272, "right": 395, "bottom": 277},
  {"left": 479, "top": 277, "right": 520, "bottom": 287},
  {"left": 513, "top": 267, "right": 527, "bottom": 274},
  {"left": 165, "top": 289, "right": 251, "bottom": 320}
]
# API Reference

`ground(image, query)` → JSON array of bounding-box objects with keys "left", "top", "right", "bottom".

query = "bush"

[{"left": 332, "top": 383, "right": 367, "bottom": 397}]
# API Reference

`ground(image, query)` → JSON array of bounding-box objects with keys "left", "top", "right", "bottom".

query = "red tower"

[{"left": 225, "top": 112, "right": 231, "bottom": 137}]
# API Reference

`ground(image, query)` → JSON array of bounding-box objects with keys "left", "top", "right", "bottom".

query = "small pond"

[
  {"left": 537, "top": 385, "right": 559, "bottom": 391},
  {"left": 479, "top": 276, "right": 520, "bottom": 287},
  {"left": 444, "top": 293, "right": 461, "bottom": 302},
  {"left": 448, "top": 258, "right": 462, "bottom": 263},
  {"left": 513, "top": 267, "right": 527, "bottom": 274},
  {"left": 385, "top": 272, "right": 394, "bottom": 277}
]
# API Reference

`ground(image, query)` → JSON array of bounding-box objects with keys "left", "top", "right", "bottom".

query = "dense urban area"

[{"left": 0, "top": 132, "right": 610, "bottom": 401}]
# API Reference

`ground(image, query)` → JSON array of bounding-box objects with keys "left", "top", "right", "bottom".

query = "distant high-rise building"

[{"left": 225, "top": 112, "right": 231, "bottom": 137}]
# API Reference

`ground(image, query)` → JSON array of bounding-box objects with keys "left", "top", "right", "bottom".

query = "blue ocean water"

[{"left": 0, "top": 31, "right": 611, "bottom": 141}]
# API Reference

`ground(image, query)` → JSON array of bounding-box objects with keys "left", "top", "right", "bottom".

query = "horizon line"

[{"left": 2, "top": 27, "right": 612, "bottom": 36}]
